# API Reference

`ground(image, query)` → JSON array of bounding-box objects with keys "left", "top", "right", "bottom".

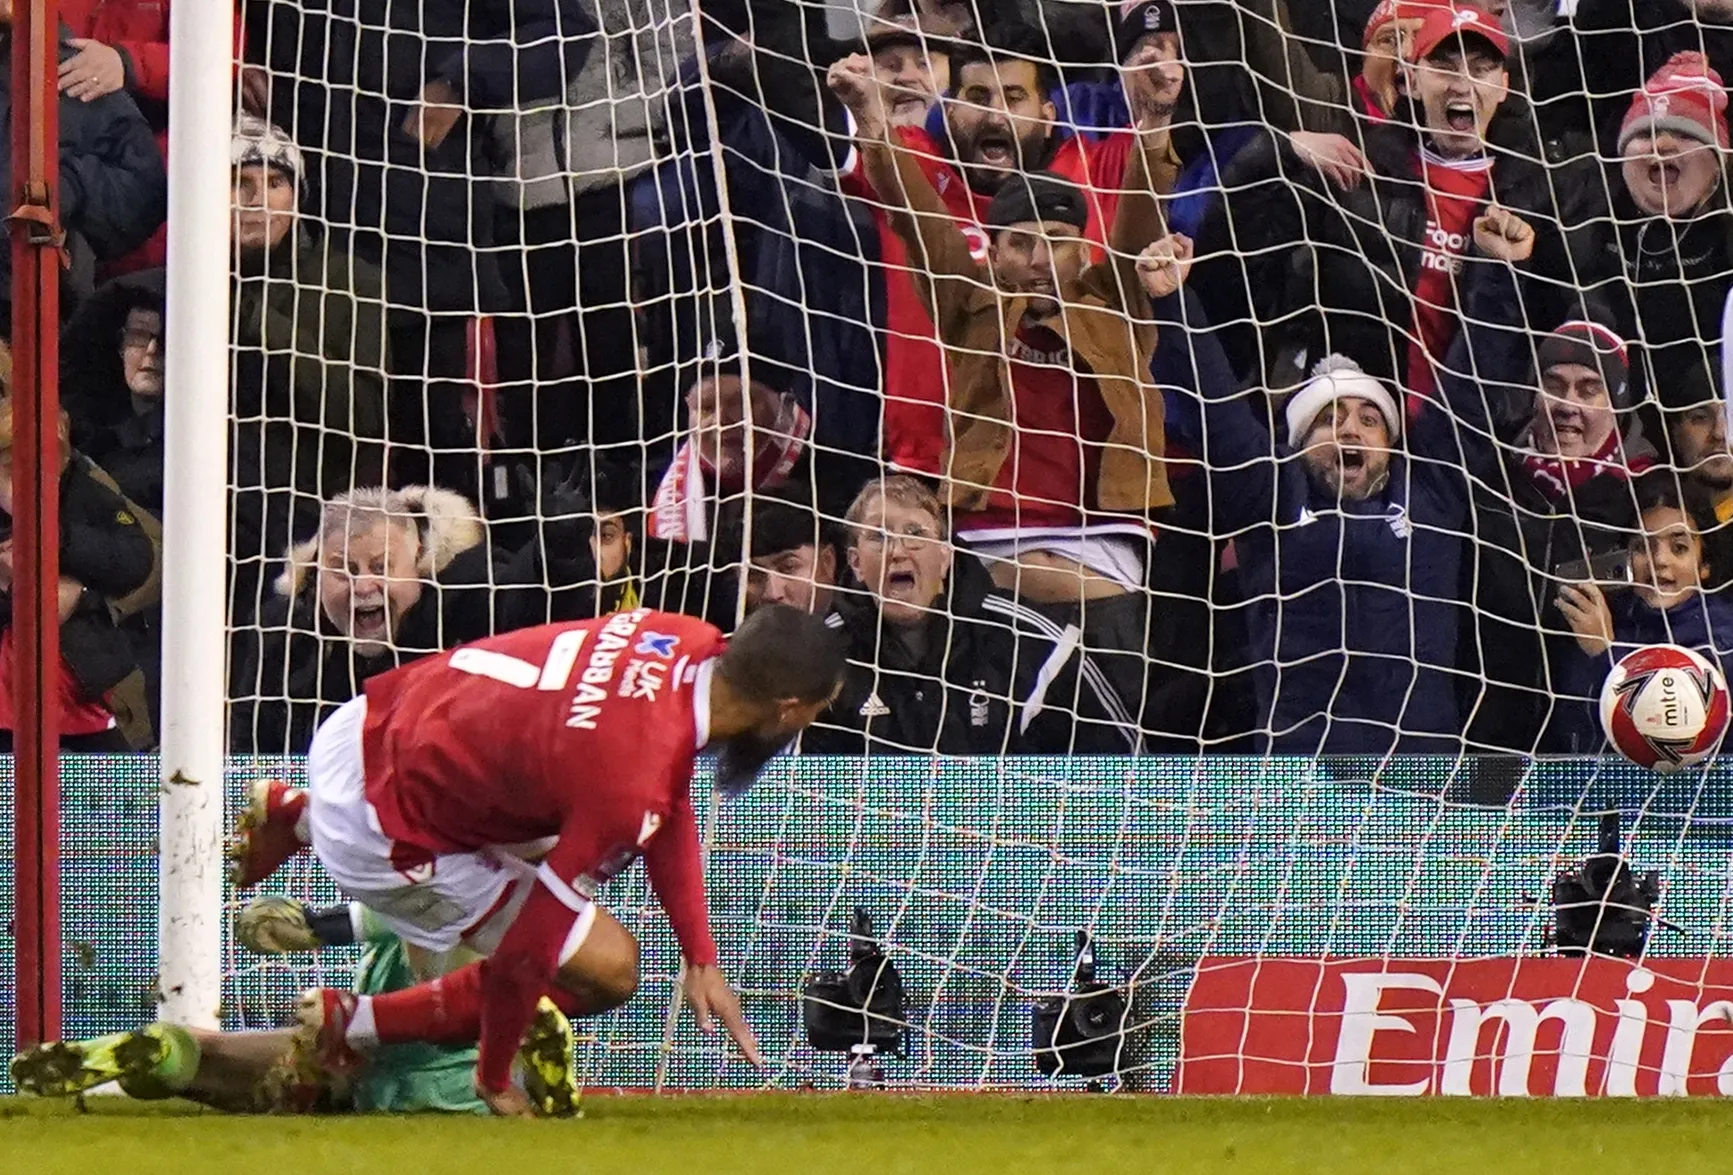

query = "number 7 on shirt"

[{"left": 447, "top": 629, "right": 589, "bottom": 691}]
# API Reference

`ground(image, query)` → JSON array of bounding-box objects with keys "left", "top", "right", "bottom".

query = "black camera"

[
  {"left": 1031, "top": 932, "right": 1131, "bottom": 1078},
  {"left": 802, "top": 908, "right": 906, "bottom": 1055},
  {"left": 1550, "top": 812, "right": 1664, "bottom": 958}
]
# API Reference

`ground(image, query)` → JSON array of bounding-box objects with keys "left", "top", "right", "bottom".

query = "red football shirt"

[
  {"left": 842, "top": 126, "right": 1136, "bottom": 476},
  {"left": 964, "top": 323, "right": 1116, "bottom": 531},
  {"left": 359, "top": 609, "right": 726, "bottom": 1089},
  {"left": 1406, "top": 151, "right": 1492, "bottom": 403}
]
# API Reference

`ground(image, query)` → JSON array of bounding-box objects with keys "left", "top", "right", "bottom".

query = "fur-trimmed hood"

[{"left": 275, "top": 485, "right": 485, "bottom": 600}]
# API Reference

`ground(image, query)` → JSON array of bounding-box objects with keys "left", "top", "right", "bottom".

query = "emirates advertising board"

[{"left": 1177, "top": 957, "right": 1733, "bottom": 1097}]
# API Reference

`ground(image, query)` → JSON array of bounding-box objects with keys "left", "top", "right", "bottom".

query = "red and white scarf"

[
  {"left": 1521, "top": 431, "right": 1652, "bottom": 500},
  {"left": 648, "top": 400, "right": 812, "bottom": 543}
]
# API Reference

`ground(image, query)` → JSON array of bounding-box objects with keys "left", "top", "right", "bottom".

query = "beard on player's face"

[{"left": 711, "top": 725, "right": 799, "bottom": 797}]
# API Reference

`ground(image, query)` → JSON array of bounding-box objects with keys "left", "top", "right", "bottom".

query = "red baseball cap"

[
  {"left": 1362, "top": 0, "right": 1450, "bottom": 50},
  {"left": 1409, "top": 4, "right": 1510, "bottom": 64}
]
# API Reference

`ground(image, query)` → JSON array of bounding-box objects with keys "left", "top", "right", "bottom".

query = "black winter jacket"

[
  {"left": 0, "top": 454, "right": 159, "bottom": 744},
  {"left": 0, "top": 34, "right": 165, "bottom": 322},
  {"left": 230, "top": 487, "right": 506, "bottom": 754},
  {"left": 1165, "top": 288, "right": 1470, "bottom": 754},
  {"left": 802, "top": 554, "right": 1142, "bottom": 756},
  {"left": 241, "top": 0, "right": 593, "bottom": 313},
  {"left": 1193, "top": 116, "right": 1560, "bottom": 390},
  {"left": 1440, "top": 264, "right": 1651, "bottom": 752}
]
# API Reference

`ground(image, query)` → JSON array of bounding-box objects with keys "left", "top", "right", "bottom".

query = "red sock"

[{"left": 370, "top": 963, "right": 586, "bottom": 1047}]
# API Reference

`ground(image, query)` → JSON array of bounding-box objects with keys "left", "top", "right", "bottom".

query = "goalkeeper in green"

[{"left": 9, "top": 897, "right": 578, "bottom": 1116}]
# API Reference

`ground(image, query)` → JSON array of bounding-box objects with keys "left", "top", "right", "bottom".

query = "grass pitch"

[{"left": 2, "top": 1094, "right": 1728, "bottom": 1174}]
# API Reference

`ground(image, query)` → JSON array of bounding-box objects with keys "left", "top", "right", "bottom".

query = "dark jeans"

[
  {"left": 494, "top": 191, "right": 641, "bottom": 458},
  {"left": 1030, "top": 587, "right": 1214, "bottom": 754},
  {"left": 385, "top": 312, "right": 486, "bottom": 509}
]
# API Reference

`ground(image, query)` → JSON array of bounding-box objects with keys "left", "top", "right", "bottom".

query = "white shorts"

[{"left": 305, "top": 695, "right": 596, "bottom": 957}]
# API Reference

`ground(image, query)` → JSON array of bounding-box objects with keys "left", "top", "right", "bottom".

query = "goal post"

[{"left": 154, "top": 0, "right": 238, "bottom": 1031}]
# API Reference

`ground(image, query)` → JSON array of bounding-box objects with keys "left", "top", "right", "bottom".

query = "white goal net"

[{"left": 14, "top": 0, "right": 1733, "bottom": 1098}]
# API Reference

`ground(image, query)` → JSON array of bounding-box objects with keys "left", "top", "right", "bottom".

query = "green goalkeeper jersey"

[{"left": 349, "top": 937, "right": 486, "bottom": 1115}]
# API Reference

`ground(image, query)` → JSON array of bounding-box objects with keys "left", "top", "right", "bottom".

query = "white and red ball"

[{"left": 1599, "top": 644, "right": 1731, "bottom": 771}]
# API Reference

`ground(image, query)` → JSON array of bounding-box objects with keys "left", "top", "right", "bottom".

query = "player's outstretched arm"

[{"left": 642, "top": 795, "right": 765, "bottom": 1068}]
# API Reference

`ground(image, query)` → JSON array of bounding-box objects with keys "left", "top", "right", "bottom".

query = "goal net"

[{"left": 11, "top": 0, "right": 1733, "bottom": 1097}]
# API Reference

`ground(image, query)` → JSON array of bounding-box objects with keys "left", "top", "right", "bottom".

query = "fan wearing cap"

[
  {"left": 1236, "top": 0, "right": 1433, "bottom": 143},
  {"left": 1406, "top": 4, "right": 1512, "bottom": 159},
  {"left": 227, "top": 114, "right": 388, "bottom": 620},
  {"left": 732, "top": 485, "right": 842, "bottom": 618},
  {"left": 830, "top": 51, "right": 1179, "bottom": 732},
  {"left": 830, "top": 53, "right": 1176, "bottom": 552},
  {"left": 1439, "top": 265, "right": 1665, "bottom": 750},
  {"left": 1521, "top": 322, "right": 1652, "bottom": 496},
  {"left": 1191, "top": 3, "right": 1538, "bottom": 401},
  {"left": 1619, "top": 53, "right": 1728, "bottom": 221},
  {"left": 832, "top": 19, "right": 1180, "bottom": 481},
  {"left": 859, "top": 11, "right": 955, "bottom": 130},
  {"left": 1660, "top": 365, "right": 1733, "bottom": 524},
  {"left": 1060, "top": 2, "right": 1187, "bottom": 138}
]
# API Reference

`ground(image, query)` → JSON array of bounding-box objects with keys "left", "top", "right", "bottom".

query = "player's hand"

[
  {"left": 683, "top": 963, "right": 764, "bottom": 1068},
  {"left": 403, "top": 79, "right": 462, "bottom": 150},
  {"left": 476, "top": 1081, "right": 539, "bottom": 1119},
  {"left": 1474, "top": 205, "right": 1536, "bottom": 264},
  {"left": 1556, "top": 581, "right": 1614, "bottom": 658},
  {"left": 1289, "top": 131, "right": 1368, "bottom": 192},
  {"left": 1137, "top": 233, "right": 1195, "bottom": 299},
  {"left": 827, "top": 53, "right": 887, "bottom": 140},
  {"left": 59, "top": 39, "right": 126, "bottom": 102},
  {"left": 1123, "top": 41, "right": 1183, "bottom": 134}
]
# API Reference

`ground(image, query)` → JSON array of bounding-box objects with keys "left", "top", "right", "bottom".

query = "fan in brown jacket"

[{"left": 827, "top": 50, "right": 1186, "bottom": 738}]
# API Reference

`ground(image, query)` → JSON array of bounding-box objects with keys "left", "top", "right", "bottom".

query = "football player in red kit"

[{"left": 285, "top": 604, "right": 845, "bottom": 1116}]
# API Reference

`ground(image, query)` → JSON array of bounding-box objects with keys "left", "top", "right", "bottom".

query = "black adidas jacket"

[{"left": 801, "top": 553, "right": 1142, "bottom": 756}]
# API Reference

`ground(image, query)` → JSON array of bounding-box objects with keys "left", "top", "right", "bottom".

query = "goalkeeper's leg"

[
  {"left": 8, "top": 1023, "right": 331, "bottom": 1112},
  {"left": 295, "top": 899, "right": 638, "bottom": 1076},
  {"left": 247, "top": 897, "right": 581, "bottom": 1116}
]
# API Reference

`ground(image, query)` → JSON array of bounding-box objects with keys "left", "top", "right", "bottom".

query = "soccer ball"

[{"left": 1598, "top": 644, "right": 1731, "bottom": 771}]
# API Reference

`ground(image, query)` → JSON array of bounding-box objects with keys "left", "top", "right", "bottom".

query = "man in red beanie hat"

[
  {"left": 1618, "top": 50, "right": 1730, "bottom": 218},
  {"left": 1358, "top": 0, "right": 1445, "bottom": 121}
]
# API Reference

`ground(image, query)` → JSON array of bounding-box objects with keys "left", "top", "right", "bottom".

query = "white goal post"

[{"left": 156, "top": 0, "right": 238, "bottom": 1030}]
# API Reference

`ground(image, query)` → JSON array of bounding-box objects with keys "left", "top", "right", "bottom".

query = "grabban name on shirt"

[{"left": 566, "top": 608, "right": 650, "bottom": 730}]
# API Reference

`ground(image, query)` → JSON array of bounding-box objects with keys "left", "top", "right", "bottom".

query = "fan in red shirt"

[
  {"left": 282, "top": 604, "right": 843, "bottom": 1117},
  {"left": 841, "top": 22, "right": 1163, "bottom": 476}
]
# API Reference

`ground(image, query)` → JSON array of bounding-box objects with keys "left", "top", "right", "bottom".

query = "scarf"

[
  {"left": 1352, "top": 74, "right": 1391, "bottom": 123},
  {"left": 648, "top": 399, "right": 812, "bottom": 543},
  {"left": 1521, "top": 430, "right": 1651, "bottom": 500}
]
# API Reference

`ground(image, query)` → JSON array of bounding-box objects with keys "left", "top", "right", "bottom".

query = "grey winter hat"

[{"left": 232, "top": 114, "right": 305, "bottom": 191}]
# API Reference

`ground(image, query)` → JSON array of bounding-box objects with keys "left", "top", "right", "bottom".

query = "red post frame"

[{"left": 10, "top": 0, "right": 64, "bottom": 1049}]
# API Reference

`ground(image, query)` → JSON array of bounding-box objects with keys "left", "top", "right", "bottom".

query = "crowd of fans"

[{"left": 11, "top": 0, "right": 1733, "bottom": 762}]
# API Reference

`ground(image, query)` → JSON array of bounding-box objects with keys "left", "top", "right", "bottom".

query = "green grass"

[{"left": 3, "top": 1095, "right": 1731, "bottom": 1175}]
